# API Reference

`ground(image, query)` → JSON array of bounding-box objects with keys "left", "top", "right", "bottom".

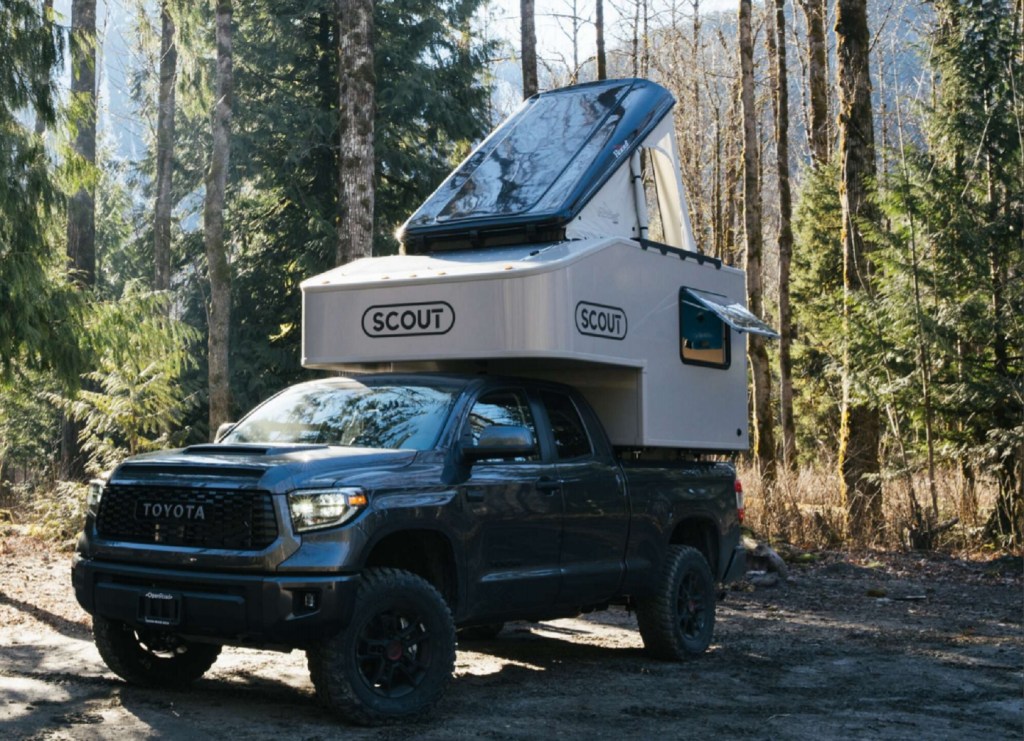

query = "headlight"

[
  {"left": 288, "top": 487, "right": 367, "bottom": 533},
  {"left": 87, "top": 479, "right": 105, "bottom": 516}
]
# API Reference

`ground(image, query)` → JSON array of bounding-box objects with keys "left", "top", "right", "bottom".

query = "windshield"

[{"left": 222, "top": 381, "right": 457, "bottom": 450}]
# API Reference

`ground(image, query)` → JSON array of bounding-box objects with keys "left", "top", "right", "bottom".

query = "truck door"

[
  {"left": 460, "top": 388, "right": 563, "bottom": 616},
  {"left": 539, "top": 390, "right": 629, "bottom": 605}
]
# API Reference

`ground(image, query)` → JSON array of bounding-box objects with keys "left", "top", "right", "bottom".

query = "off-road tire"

[
  {"left": 457, "top": 623, "right": 504, "bottom": 641},
  {"left": 307, "top": 568, "right": 456, "bottom": 725},
  {"left": 93, "top": 615, "right": 221, "bottom": 688},
  {"left": 635, "top": 545, "right": 716, "bottom": 660}
]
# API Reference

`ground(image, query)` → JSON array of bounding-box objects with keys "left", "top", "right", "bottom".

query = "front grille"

[{"left": 96, "top": 485, "right": 278, "bottom": 550}]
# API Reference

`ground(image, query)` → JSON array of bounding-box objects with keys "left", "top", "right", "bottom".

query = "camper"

[
  {"left": 304, "top": 77, "right": 776, "bottom": 450},
  {"left": 73, "top": 79, "right": 773, "bottom": 725}
]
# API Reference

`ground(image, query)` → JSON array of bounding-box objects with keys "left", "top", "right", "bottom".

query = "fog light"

[{"left": 303, "top": 592, "right": 318, "bottom": 610}]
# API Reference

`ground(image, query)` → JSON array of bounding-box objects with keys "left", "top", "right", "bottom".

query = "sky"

[{"left": 485, "top": 0, "right": 737, "bottom": 114}]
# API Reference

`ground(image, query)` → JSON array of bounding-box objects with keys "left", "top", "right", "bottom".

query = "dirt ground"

[{"left": 1, "top": 533, "right": 1021, "bottom": 741}]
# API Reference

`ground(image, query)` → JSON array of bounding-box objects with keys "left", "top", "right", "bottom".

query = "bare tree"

[
  {"left": 835, "top": 0, "right": 882, "bottom": 539},
  {"left": 596, "top": 0, "right": 607, "bottom": 79},
  {"left": 798, "top": 0, "right": 829, "bottom": 164},
  {"left": 154, "top": 0, "right": 177, "bottom": 292},
  {"left": 739, "top": 0, "right": 776, "bottom": 482},
  {"left": 768, "top": 0, "right": 797, "bottom": 468},
  {"left": 204, "top": 0, "right": 233, "bottom": 436},
  {"left": 521, "top": 0, "right": 538, "bottom": 97},
  {"left": 336, "top": 0, "right": 375, "bottom": 265},
  {"left": 545, "top": 0, "right": 586, "bottom": 85}
]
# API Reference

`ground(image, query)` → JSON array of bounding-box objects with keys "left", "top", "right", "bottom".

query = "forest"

[{"left": 1, "top": 0, "right": 1021, "bottom": 552}]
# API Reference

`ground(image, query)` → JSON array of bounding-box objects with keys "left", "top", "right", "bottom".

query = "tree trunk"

[
  {"left": 688, "top": 0, "right": 704, "bottom": 247},
  {"left": 799, "top": 0, "right": 829, "bottom": 165},
  {"left": 204, "top": 0, "right": 233, "bottom": 438},
  {"left": 771, "top": 0, "right": 797, "bottom": 469},
  {"left": 595, "top": 0, "right": 606, "bottom": 80},
  {"left": 154, "top": 0, "right": 177, "bottom": 292},
  {"left": 739, "top": 0, "right": 776, "bottom": 484},
  {"left": 835, "top": 0, "right": 882, "bottom": 541},
  {"left": 723, "top": 84, "right": 741, "bottom": 264},
  {"left": 67, "top": 0, "right": 96, "bottom": 288},
  {"left": 336, "top": 0, "right": 375, "bottom": 266},
  {"left": 521, "top": 0, "right": 538, "bottom": 98},
  {"left": 61, "top": 0, "right": 97, "bottom": 481},
  {"left": 314, "top": 11, "right": 337, "bottom": 202}
]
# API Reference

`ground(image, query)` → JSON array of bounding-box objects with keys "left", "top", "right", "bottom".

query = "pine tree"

[
  {"left": 0, "top": 0, "right": 83, "bottom": 384},
  {"left": 176, "top": 0, "right": 494, "bottom": 419},
  {"left": 884, "top": 0, "right": 1024, "bottom": 544}
]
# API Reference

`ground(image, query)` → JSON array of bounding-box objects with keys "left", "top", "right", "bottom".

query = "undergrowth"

[
  {"left": 1, "top": 481, "right": 88, "bottom": 547},
  {"left": 737, "top": 459, "right": 1012, "bottom": 554}
]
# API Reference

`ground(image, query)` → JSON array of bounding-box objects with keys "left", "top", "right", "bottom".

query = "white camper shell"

[{"left": 302, "top": 79, "right": 776, "bottom": 452}]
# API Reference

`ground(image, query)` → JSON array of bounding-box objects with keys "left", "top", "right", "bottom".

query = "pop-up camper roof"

[
  {"left": 303, "top": 79, "right": 776, "bottom": 452},
  {"left": 398, "top": 79, "right": 686, "bottom": 253}
]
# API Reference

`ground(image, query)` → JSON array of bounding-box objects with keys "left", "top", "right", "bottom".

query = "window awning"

[{"left": 682, "top": 288, "right": 779, "bottom": 339}]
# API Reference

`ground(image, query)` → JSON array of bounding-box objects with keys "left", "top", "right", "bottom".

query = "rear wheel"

[
  {"left": 93, "top": 616, "right": 221, "bottom": 688},
  {"left": 636, "top": 545, "right": 716, "bottom": 660},
  {"left": 307, "top": 568, "right": 456, "bottom": 725}
]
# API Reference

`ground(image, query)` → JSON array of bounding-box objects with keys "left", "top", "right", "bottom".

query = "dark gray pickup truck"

[{"left": 73, "top": 372, "right": 745, "bottom": 724}]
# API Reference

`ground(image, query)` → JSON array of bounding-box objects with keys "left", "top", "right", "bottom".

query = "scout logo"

[
  {"left": 362, "top": 302, "right": 455, "bottom": 337},
  {"left": 575, "top": 301, "right": 627, "bottom": 340}
]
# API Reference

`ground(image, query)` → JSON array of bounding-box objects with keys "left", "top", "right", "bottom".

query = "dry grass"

[{"left": 738, "top": 459, "right": 1006, "bottom": 552}]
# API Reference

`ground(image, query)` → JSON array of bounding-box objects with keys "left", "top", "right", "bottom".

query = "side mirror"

[
  {"left": 214, "top": 422, "right": 236, "bottom": 443},
  {"left": 462, "top": 425, "right": 536, "bottom": 462}
]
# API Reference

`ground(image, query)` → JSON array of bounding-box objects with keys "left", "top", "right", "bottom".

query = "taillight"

[{"left": 735, "top": 479, "right": 745, "bottom": 523}]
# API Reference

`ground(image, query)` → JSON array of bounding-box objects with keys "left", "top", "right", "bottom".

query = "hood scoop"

[{"left": 184, "top": 443, "right": 330, "bottom": 457}]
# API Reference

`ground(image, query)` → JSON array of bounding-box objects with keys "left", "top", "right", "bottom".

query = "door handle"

[{"left": 536, "top": 477, "right": 562, "bottom": 495}]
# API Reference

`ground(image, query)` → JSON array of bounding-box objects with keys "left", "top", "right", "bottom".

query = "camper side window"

[
  {"left": 465, "top": 390, "right": 540, "bottom": 462},
  {"left": 679, "top": 288, "right": 731, "bottom": 368}
]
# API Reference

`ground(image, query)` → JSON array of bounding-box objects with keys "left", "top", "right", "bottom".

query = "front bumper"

[{"left": 72, "top": 556, "right": 360, "bottom": 647}]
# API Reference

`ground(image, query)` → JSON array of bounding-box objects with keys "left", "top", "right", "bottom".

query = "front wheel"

[
  {"left": 93, "top": 616, "right": 221, "bottom": 688},
  {"left": 635, "top": 545, "right": 716, "bottom": 660},
  {"left": 307, "top": 568, "right": 456, "bottom": 725}
]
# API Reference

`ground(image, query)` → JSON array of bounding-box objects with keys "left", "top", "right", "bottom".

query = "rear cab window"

[{"left": 540, "top": 391, "right": 593, "bottom": 461}]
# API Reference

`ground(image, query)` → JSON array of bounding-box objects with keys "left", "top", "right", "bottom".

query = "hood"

[{"left": 108, "top": 443, "right": 419, "bottom": 493}]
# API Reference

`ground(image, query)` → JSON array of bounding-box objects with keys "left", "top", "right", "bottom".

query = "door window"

[{"left": 465, "top": 390, "right": 540, "bottom": 462}]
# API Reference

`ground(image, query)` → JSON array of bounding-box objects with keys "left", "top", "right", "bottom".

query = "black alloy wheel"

[
  {"left": 307, "top": 568, "right": 456, "bottom": 725},
  {"left": 635, "top": 545, "right": 716, "bottom": 660},
  {"left": 354, "top": 606, "right": 434, "bottom": 698}
]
